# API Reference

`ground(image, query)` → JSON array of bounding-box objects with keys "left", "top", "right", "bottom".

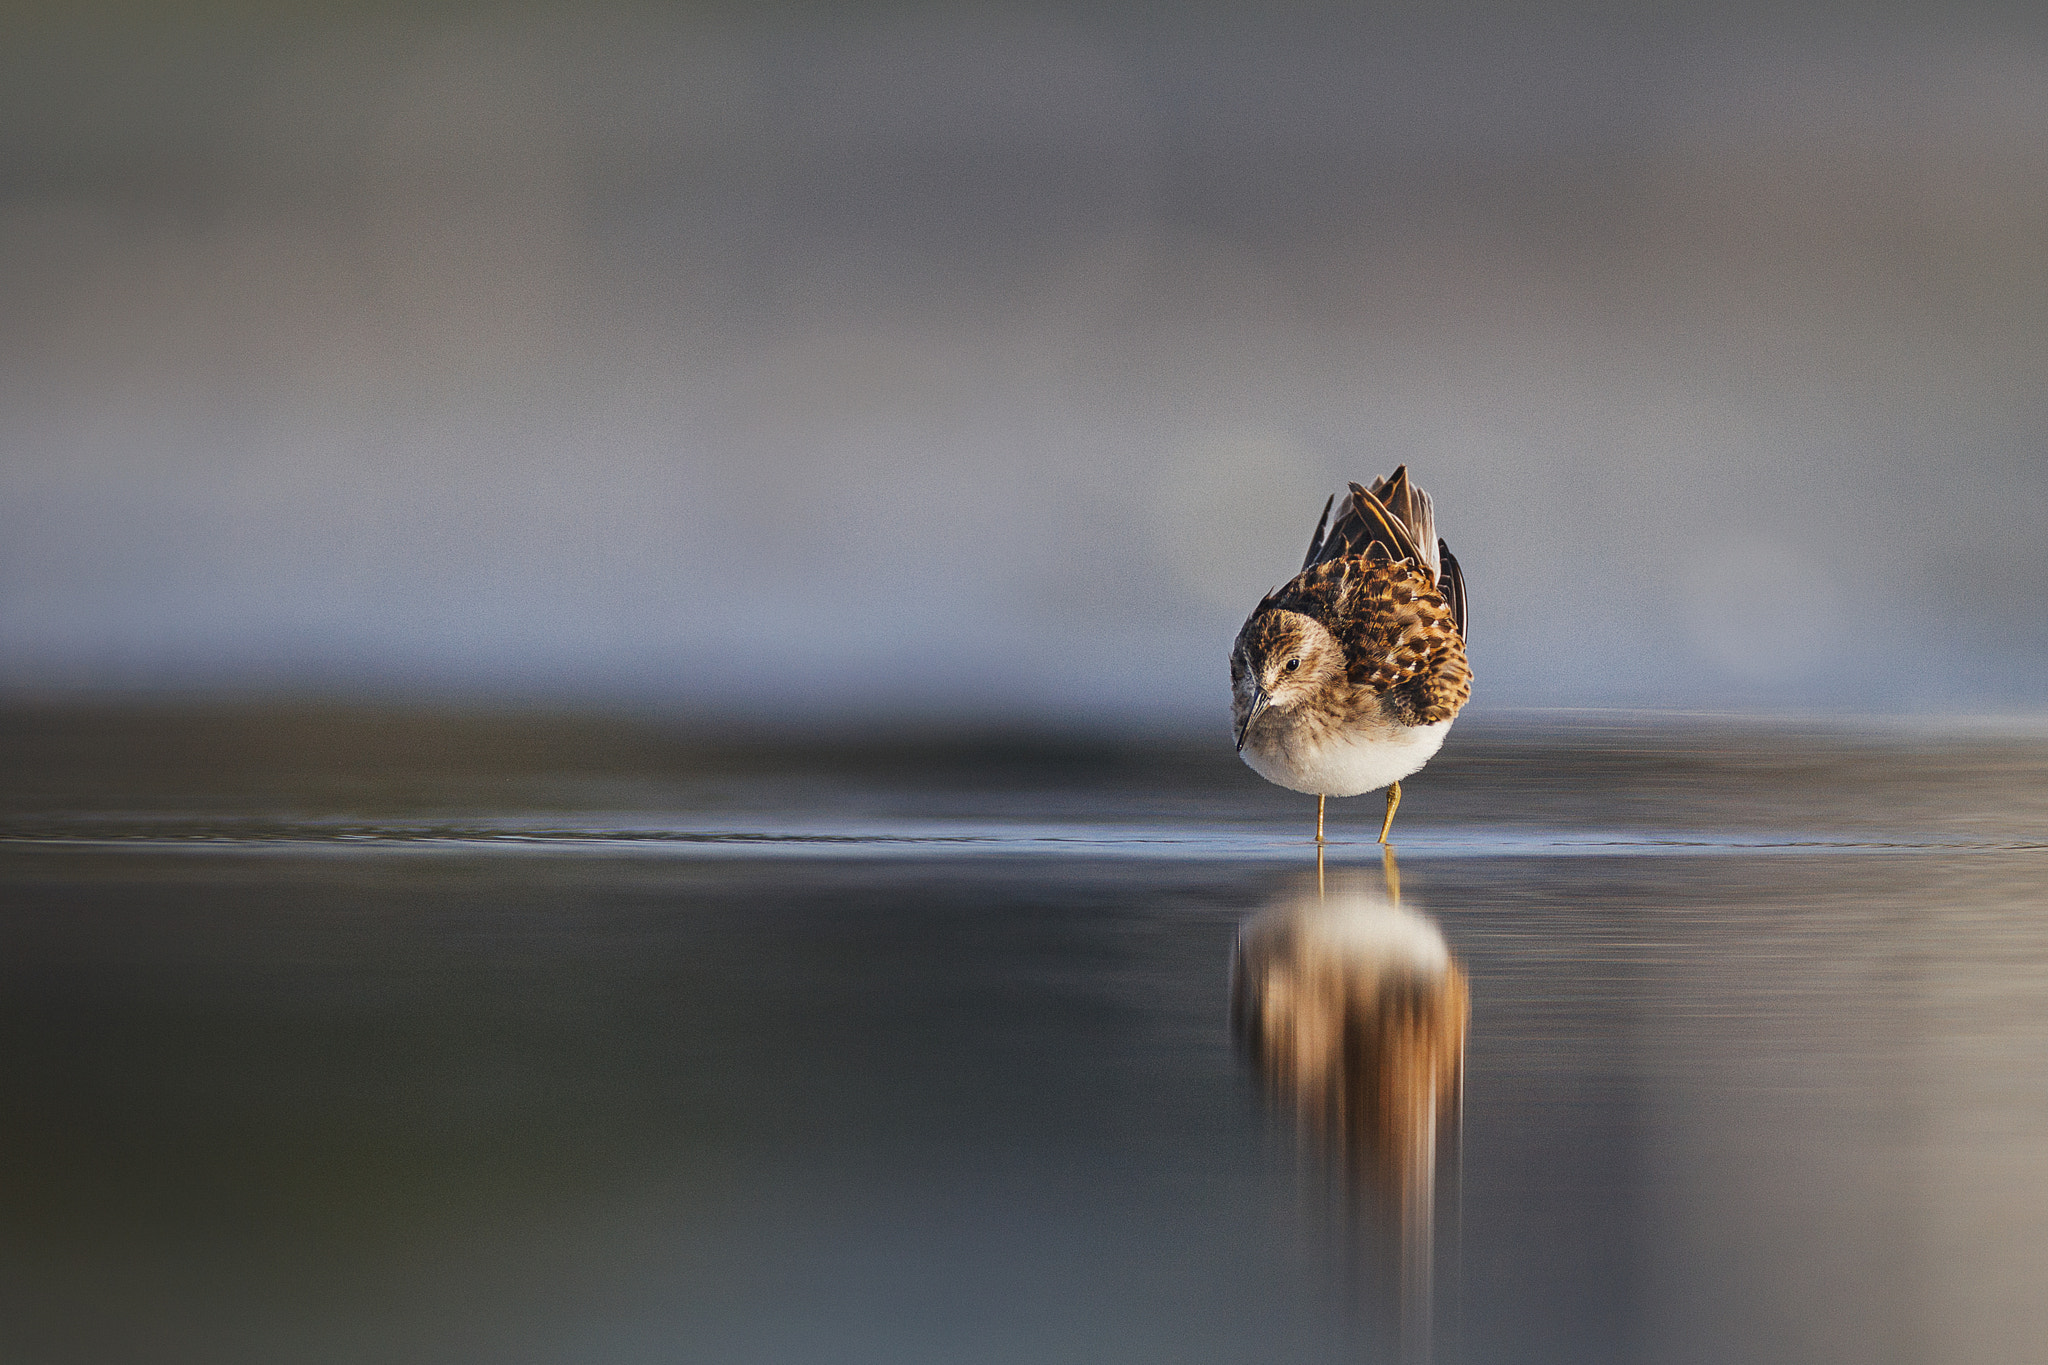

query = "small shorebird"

[{"left": 1231, "top": 466, "right": 1471, "bottom": 844}]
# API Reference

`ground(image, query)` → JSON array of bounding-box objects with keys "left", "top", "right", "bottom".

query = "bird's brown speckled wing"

[{"left": 1261, "top": 556, "right": 1473, "bottom": 726}]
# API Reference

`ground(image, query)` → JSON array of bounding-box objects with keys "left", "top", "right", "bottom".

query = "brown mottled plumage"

[{"left": 1231, "top": 467, "right": 1472, "bottom": 843}]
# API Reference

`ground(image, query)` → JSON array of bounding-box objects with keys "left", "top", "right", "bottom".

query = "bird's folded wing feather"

[
  {"left": 1309, "top": 481, "right": 1420, "bottom": 568},
  {"left": 1438, "top": 541, "right": 1467, "bottom": 639},
  {"left": 1367, "top": 467, "right": 1440, "bottom": 583},
  {"left": 1306, "top": 466, "right": 1448, "bottom": 585}
]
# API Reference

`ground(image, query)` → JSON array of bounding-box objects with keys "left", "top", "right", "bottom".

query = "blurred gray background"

[{"left": 5, "top": 0, "right": 2045, "bottom": 722}]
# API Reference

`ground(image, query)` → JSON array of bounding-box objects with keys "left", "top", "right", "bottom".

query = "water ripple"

[{"left": 5, "top": 816, "right": 2044, "bottom": 859}]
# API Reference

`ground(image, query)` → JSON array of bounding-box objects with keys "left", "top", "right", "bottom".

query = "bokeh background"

[
  {"left": 5, "top": 0, "right": 2046, "bottom": 722},
  {"left": 8, "top": 13, "right": 2048, "bottom": 1361}
]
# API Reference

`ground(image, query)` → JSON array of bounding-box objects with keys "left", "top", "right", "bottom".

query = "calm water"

[{"left": 2, "top": 709, "right": 2045, "bottom": 1364}]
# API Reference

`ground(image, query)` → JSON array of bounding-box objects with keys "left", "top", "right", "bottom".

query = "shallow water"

[{"left": 2, "top": 709, "right": 2045, "bottom": 1363}]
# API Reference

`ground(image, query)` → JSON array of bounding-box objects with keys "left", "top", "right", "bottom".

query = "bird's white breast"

[{"left": 1240, "top": 719, "right": 1451, "bottom": 797}]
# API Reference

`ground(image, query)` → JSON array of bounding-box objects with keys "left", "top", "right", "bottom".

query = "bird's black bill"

[{"left": 1235, "top": 687, "right": 1270, "bottom": 752}]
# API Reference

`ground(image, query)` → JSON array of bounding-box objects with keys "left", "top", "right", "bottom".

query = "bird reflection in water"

[{"left": 1230, "top": 848, "right": 1468, "bottom": 1361}]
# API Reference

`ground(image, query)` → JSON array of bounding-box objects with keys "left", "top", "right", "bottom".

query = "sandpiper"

[{"left": 1230, "top": 466, "right": 1471, "bottom": 844}]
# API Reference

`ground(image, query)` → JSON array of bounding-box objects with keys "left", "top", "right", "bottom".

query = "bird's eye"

[{"left": 1285, "top": 658, "right": 1300, "bottom": 672}]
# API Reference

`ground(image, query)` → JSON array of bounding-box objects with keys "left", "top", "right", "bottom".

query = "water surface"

[{"left": 2, "top": 708, "right": 2043, "bottom": 1363}]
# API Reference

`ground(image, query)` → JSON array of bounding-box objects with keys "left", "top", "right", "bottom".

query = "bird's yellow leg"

[
  {"left": 1377, "top": 781, "right": 1402, "bottom": 845},
  {"left": 1316, "top": 794, "right": 1326, "bottom": 845}
]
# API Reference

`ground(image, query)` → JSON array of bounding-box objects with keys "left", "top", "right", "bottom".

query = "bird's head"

[{"left": 1231, "top": 609, "right": 1345, "bottom": 750}]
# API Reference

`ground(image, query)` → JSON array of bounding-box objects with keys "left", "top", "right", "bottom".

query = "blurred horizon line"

[{"left": 6, "top": 687, "right": 2047, "bottom": 738}]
